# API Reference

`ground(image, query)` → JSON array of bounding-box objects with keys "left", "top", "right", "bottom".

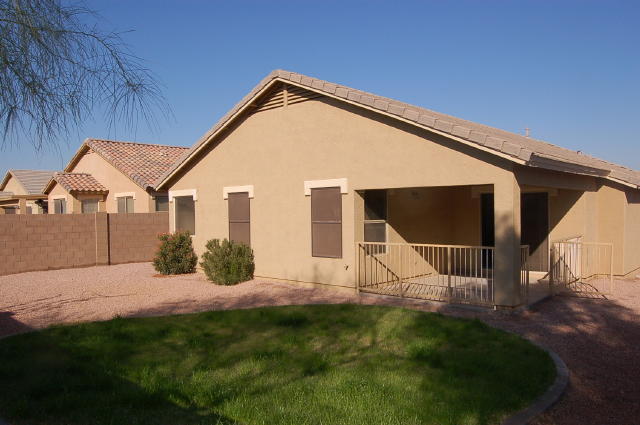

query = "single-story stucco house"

[
  {"left": 44, "top": 139, "right": 189, "bottom": 214},
  {"left": 154, "top": 70, "right": 640, "bottom": 308},
  {"left": 0, "top": 169, "right": 55, "bottom": 214}
]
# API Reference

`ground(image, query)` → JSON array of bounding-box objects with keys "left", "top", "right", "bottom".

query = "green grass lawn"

[{"left": 0, "top": 305, "right": 555, "bottom": 425}]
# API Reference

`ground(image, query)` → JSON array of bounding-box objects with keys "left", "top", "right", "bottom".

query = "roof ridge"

[
  {"left": 87, "top": 138, "right": 189, "bottom": 150},
  {"left": 9, "top": 169, "right": 57, "bottom": 172},
  {"left": 155, "top": 69, "right": 640, "bottom": 189}
]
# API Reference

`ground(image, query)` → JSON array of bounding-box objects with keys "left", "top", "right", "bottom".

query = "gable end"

[{"left": 251, "top": 83, "right": 324, "bottom": 114}]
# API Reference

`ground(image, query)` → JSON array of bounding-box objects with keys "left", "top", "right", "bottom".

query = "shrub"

[
  {"left": 200, "top": 238, "right": 255, "bottom": 285},
  {"left": 153, "top": 231, "right": 198, "bottom": 275}
]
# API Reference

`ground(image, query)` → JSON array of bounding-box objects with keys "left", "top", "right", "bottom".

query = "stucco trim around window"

[
  {"left": 223, "top": 185, "right": 254, "bottom": 199},
  {"left": 304, "top": 178, "right": 348, "bottom": 196},
  {"left": 169, "top": 189, "right": 197, "bottom": 202},
  {"left": 51, "top": 195, "right": 67, "bottom": 201},
  {"left": 114, "top": 192, "right": 136, "bottom": 200}
]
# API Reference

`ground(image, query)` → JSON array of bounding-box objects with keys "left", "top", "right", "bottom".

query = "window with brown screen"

[
  {"left": 311, "top": 187, "right": 342, "bottom": 258},
  {"left": 228, "top": 192, "right": 250, "bottom": 246}
]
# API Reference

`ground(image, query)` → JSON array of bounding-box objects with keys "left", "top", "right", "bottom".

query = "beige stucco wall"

[
  {"left": 48, "top": 183, "right": 73, "bottom": 213},
  {"left": 70, "top": 149, "right": 155, "bottom": 213},
  {"left": 548, "top": 189, "right": 588, "bottom": 243},
  {"left": 2, "top": 175, "right": 26, "bottom": 195},
  {"left": 596, "top": 182, "right": 627, "bottom": 274},
  {"left": 166, "top": 97, "right": 518, "bottom": 288},
  {"left": 624, "top": 188, "right": 640, "bottom": 275},
  {"left": 387, "top": 186, "right": 481, "bottom": 246}
]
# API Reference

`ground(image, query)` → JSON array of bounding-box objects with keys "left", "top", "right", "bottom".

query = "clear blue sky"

[{"left": 1, "top": 0, "right": 639, "bottom": 173}]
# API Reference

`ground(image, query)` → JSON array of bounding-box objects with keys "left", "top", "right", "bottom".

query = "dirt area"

[{"left": 1, "top": 262, "right": 639, "bottom": 425}]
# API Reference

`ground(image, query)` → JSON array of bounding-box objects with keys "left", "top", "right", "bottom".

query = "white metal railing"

[
  {"left": 520, "top": 245, "right": 530, "bottom": 303},
  {"left": 357, "top": 242, "right": 496, "bottom": 306},
  {"left": 550, "top": 238, "right": 613, "bottom": 295}
]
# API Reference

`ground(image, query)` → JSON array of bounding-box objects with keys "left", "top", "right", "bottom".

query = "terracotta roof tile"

[
  {"left": 84, "top": 139, "right": 189, "bottom": 190},
  {"left": 52, "top": 173, "right": 108, "bottom": 194}
]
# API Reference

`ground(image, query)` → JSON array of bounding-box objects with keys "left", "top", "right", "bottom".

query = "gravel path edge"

[{"left": 501, "top": 339, "right": 569, "bottom": 425}]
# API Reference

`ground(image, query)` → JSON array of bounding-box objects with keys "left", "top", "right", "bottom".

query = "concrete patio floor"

[{"left": 1, "top": 262, "right": 639, "bottom": 425}]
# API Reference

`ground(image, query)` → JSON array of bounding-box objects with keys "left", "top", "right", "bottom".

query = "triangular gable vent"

[{"left": 252, "top": 83, "right": 324, "bottom": 113}]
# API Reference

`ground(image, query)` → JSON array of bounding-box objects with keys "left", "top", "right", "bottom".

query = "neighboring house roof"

[
  {"left": 0, "top": 169, "right": 56, "bottom": 195},
  {"left": 48, "top": 172, "right": 109, "bottom": 194},
  {"left": 65, "top": 139, "right": 189, "bottom": 190},
  {"left": 156, "top": 70, "right": 640, "bottom": 190},
  {"left": 0, "top": 191, "right": 13, "bottom": 198}
]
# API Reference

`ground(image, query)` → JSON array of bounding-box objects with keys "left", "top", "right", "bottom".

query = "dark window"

[
  {"left": 117, "top": 196, "right": 134, "bottom": 213},
  {"left": 311, "top": 187, "right": 342, "bottom": 258},
  {"left": 364, "top": 189, "right": 387, "bottom": 221},
  {"left": 228, "top": 192, "right": 250, "bottom": 246},
  {"left": 364, "top": 190, "right": 387, "bottom": 244},
  {"left": 54, "top": 198, "right": 66, "bottom": 214},
  {"left": 175, "top": 196, "right": 196, "bottom": 235},
  {"left": 155, "top": 196, "right": 169, "bottom": 212}
]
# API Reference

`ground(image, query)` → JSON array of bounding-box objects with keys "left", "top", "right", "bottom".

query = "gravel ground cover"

[{"left": 1, "top": 263, "right": 639, "bottom": 425}]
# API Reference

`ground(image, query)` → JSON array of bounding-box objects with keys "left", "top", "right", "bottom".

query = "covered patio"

[{"left": 352, "top": 180, "right": 603, "bottom": 308}]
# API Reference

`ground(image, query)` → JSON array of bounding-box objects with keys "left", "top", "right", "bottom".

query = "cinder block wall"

[
  {"left": 0, "top": 212, "right": 168, "bottom": 276},
  {"left": 0, "top": 214, "right": 96, "bottom": 276},
  {"left": 108, "top": 213, "right": 169, "bottom": 264}
]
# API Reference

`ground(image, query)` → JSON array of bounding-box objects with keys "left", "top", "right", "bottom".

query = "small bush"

[
  {"left": 153, "top": 231, "right": 198, "bottom": 275},
  {"left": 200, "top": 238, "right": 255, "bottom": 285}
]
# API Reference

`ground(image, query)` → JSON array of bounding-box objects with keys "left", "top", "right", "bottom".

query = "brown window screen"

[
  {"left": 311, "top": 187, "right": 342, "bottom": 258},
  {"left": 228, "top": 192, "right": 250, "bottom": 246},
  {"left": 175, "top": 196, "right": 196, "bottom": 235},
  {"left": 155, "top": 196, "right": 169, "bottom": 212}
]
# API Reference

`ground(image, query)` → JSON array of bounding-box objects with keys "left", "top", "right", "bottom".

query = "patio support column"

[
  {"left": 493, "top": 176, "right": 521, "bottom": 307},
  {"left": 17, "top": 198, "right": 27, "bottom": 214},
  {"left": 353, "top": 191, "right": 365, "bottom": 290},
  {"left": 98, "top": 197, "right": 107, "bottom": 213}
]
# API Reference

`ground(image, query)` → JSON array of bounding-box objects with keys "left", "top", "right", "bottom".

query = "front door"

[{"left": 521, "top": 192, "right": 549, "bottom": 272}]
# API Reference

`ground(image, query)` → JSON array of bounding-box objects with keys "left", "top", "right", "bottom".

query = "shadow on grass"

[
  {"left": 0, "top": 325, "right": 240, "bottom": 425},
  {"left": 479, "top": 282, "right": 640, "bottom": 425},
  {"left": 0, "top": 304, "right": 557, "bottom": 425}
]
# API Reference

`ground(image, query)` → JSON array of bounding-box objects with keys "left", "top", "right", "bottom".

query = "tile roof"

[
  {"left": 51, "top": 173, "right": 108, "bottom": 194},
  {"left": 0, "top": 191, "right": 13, "bottom": 198},
  {"left": 156, "top": 70, "right": 640, "bottom": 189},
  {"left": 0, "top": 170, "right": 55, "bottom": 194},
  {"left": 79, "top": 139, "right": 189, "bottom": 190}
]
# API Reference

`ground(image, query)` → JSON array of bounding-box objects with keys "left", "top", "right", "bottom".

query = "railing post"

[
  {"left": 549, "top": 245, "right": 555, "bottom": 296},
  {"left": 399, "top": 245, "right": 404, "bottom": 298},
  {"left": 447, "top": 246, "right": 452, "bottom": 303},
  {"left": 355, "top": 242, "right": 360, "bottom": 295},
  {"left": 609, "top": 245, "right": 614, "bottom": 294}
]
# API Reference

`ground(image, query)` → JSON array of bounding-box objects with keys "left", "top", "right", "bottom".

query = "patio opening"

[{"left": 355, "top": 185, "right": 530, "bottom": 307}]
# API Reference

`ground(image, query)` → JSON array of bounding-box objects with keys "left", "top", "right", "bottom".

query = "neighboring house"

[
  {"left": 0, "top": 170, "right": 55, "bottom": 214},
  {"left": 44, "top": 139, "right": 189, "bottom": 214},
  {"left": 151, "top": 70, "right": 638, "bottom": 308}
]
